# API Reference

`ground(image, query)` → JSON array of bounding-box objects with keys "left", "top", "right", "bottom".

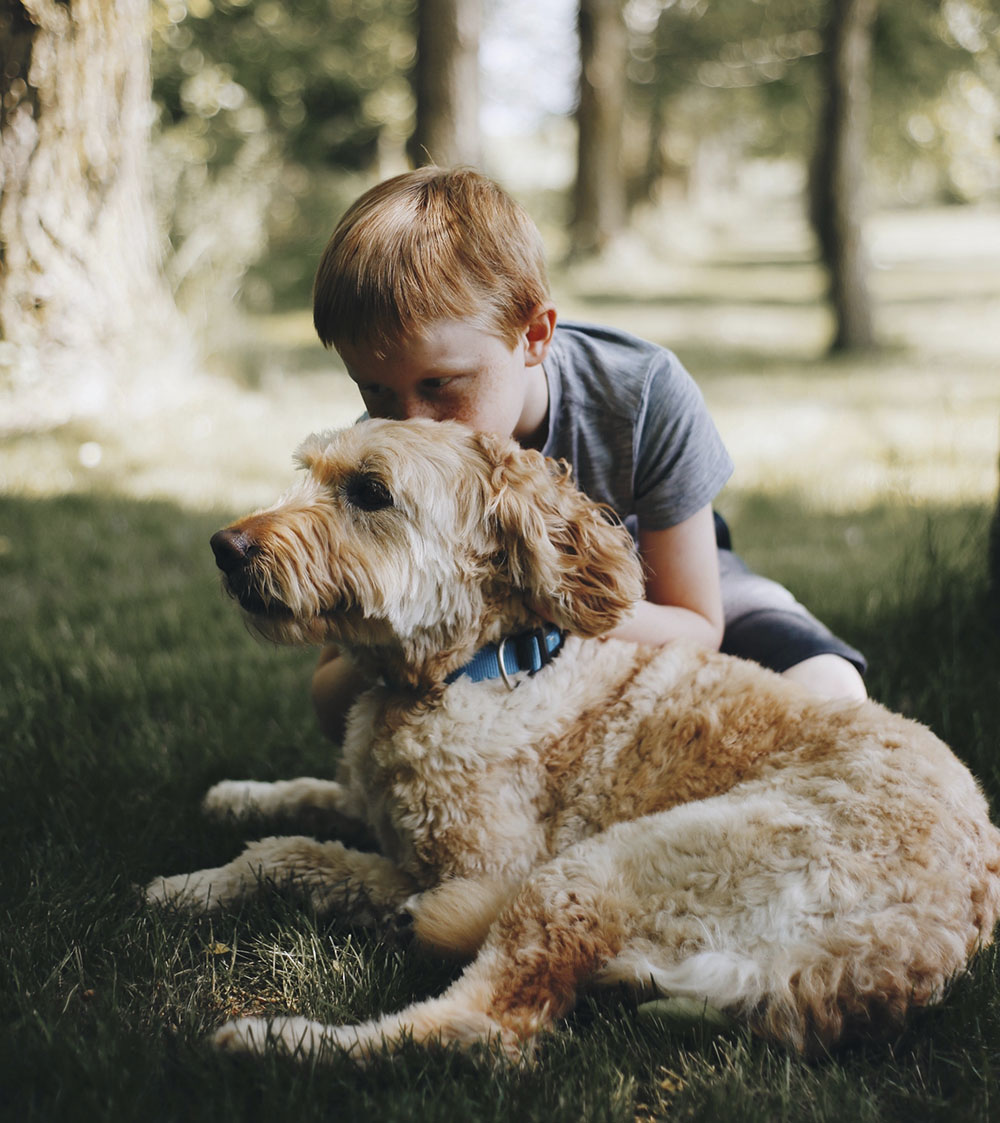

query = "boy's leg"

[
  {"left": 781, "top": 653, "right": 867, "bottom": 701},
  {"left": 311, "top": 646, "right": 370, "bottom": 743},
  {"left": 716, "top": 546, "right": 868, "bottom": 702}
]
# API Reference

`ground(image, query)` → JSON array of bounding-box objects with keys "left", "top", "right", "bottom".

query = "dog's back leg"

[
  {"left": 212, "top": 857, "right": 632, "bottom": 1062},
  {"left": 400, "top": 876, "right": 521, "bottom": 958}
]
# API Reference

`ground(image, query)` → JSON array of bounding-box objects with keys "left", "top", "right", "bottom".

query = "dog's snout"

[{"left": 210, "top": 528, "right": 257, "bottom": 574}]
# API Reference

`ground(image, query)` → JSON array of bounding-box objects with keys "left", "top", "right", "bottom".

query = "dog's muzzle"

[
  {"left": 210, "top": 527, "right": 257, "bottom": 575},
  {"left": 210, "top": 528, "right": 290, "bottom": 617}
]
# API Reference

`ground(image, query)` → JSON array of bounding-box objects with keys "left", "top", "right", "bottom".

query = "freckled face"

[{"left": 338, "top": 318, "right": 550, "bottom": 447}]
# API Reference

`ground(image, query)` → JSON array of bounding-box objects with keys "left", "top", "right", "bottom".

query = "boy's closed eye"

[{"left": 359, "top": 376, "right": 460, "bottom": 396}]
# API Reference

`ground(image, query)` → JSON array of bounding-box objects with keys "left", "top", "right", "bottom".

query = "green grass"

[{"left": 2, "top": 490, "right": 999, "bottom": 1122}]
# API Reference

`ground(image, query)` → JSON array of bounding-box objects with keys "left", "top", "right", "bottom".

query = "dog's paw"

[
  {"left": 202, "top": 780, "right": 273, "bottom": 821},
  {"left": 144, "top": 866, "right": 232, "bottom": 913},
  {"left": 212, "top": 1016, "right": 323, "bottom": 1058}
]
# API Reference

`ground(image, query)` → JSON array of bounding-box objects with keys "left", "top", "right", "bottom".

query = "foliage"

[
  {"left": 152, "top": 0, "right": 415, "bottom": 171},
  {"left": 2, "top": 488, "right": 1000, "bottom": 1121},
  {"left": 149, "top": 0, "right": 415, "bottom": 316},
  {"left": 625, "top": 0, "right": 1000, "bottom": 204},
  {"left": 145, "top": 0, "right": 1000, "bottom": 315}
]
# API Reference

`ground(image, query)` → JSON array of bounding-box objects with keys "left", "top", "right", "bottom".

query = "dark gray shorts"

[{"left": 714, "top": 511, "right": 866, "bottom": 675}]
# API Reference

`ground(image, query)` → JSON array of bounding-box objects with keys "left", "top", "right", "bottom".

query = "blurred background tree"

[
  {"left": 571, "top": 0, "right": 628, "bottom": 257},
  {"left": 3, "top": 0, "right": 997, "bottom": 410},
  {"left": 0, "top": 0, "right": 190, "bottom": 430},
  {"left": 811, "top": 0, "right": 879, "bottom": 353},
  {"left": 408, "top": 0, "right": 481, "bottom": 167},
  {"left": 149, "top": 0, "right": 416, "bottom": 324},
  {"left": 143, "top": 0, "right": 998, "bottom": 320},
  {"left": 620, "top": 0, "right": 997, "bottom": 206},
  {"left": 616, "top": 0, "right": 998, "bottom": 350}
]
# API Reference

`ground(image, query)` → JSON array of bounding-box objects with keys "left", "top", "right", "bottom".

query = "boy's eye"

[
  {"left": 421, "top": 377, "right": 454, "bottom": 391},
  {"left": 343, "top": 473, "right": 394, "bottom": 512}
]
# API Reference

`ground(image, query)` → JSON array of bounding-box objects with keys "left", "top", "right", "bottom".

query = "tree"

[
  {"left": 150, "top": 0, "right": 416, "bottom": 314},
  {"left": 810, "top": 0, "right": 879, "bottom": 352},
  {"left": 408, "top": 0, "right": 481, "bottom": 167},
  {"left": 0, "top": 0, "right": 188, "bottom": 431},
  {"left": 570, "top": 0, "right": 627, "bottom": 258},
  {"left": 991, "top": 448, "right": 1000, "bottom": 609}
]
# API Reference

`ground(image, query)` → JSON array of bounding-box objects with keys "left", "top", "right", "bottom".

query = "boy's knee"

[{"left": 782, "top": 654, "right": 867, "bottom": 702}]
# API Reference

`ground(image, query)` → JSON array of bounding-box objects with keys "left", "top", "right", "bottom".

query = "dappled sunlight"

[
  {"left": 1, "top": 205, "right": 997, "bottom": 514},
  {"left": 0, "top": 367, "right": 363, "bottom": 514},
  {"left": 559, "top": 203, "right": 1000, "bottom": 512},
  {"left": 710, "top": 364, "right": 997, "bottom": 511}
]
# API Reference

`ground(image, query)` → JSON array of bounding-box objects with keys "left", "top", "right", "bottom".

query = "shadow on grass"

[{"left": 1, "top": 490, "right": 998, "bottom": 1123}]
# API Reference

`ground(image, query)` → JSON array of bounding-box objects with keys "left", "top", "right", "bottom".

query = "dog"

[{"left": 147, "top": 417, "right": 1000, "bottom": 1061}]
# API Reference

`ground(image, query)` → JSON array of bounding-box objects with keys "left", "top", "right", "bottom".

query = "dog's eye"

[{"left": 344, "top": 473, "right": 394, "bottom": 512}]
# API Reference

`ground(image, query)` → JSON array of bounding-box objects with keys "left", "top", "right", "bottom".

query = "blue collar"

[{"left": 445, "top": 625, "right": 566, "bottom": 689}]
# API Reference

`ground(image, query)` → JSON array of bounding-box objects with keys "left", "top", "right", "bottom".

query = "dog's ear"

[
  {"left": 294, "top": 431, "right": 337, "bottom": 472},
  {"left": 476, "top": 434, "right": 644, "bottom": 636}
]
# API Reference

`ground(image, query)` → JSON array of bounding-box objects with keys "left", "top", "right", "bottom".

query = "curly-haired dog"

[{"left": 147, "top": 417, "right": 1000, "bottom": 1061}]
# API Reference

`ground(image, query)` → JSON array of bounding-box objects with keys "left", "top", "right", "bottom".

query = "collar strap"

[{"left": 446, "top": 625, "right": 566, "bottom": 689}]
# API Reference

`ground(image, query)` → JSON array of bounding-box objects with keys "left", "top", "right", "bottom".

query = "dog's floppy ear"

[
  {"left": 294, "top": 431, "right": 337, "bottom": 472},
  {"left": 476, "top": 433, "right": 644, "bottom": 636}
]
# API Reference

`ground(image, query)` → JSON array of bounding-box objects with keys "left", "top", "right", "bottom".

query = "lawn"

[{"left": 2, "top": 202, "right": 999, "bottom": 1121}]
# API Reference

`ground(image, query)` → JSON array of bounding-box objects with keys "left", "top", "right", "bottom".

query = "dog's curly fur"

[{"left": 147, "top": 417, "right": 1000, "bottom": 1062}]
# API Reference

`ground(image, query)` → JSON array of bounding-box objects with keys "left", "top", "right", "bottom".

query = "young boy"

[{"left": 309, "top": 166, "right": 867, "bottom": 741}]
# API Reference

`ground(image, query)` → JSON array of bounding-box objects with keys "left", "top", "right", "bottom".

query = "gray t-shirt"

[{"left": 540, "top": 322, "right": 733, "bottom": 535}]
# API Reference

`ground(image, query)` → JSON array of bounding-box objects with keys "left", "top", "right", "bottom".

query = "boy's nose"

[{"left": 396, "top": 398, "right": 439, "bottom": 421}]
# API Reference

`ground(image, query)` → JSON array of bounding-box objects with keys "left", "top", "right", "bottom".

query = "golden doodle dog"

[{"left": 147, "top": 417, "right": 1000, "bottom": 1061}]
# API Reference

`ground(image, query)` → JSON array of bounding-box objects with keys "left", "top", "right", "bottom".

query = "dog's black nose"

[{"left": 210, "top": 528, "right": 256, "bottom": 574}]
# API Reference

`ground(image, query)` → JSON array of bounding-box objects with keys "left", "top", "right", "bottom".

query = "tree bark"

[
  {"left": 408, "top": 0, "right": 481, "bottom": 168},
  {"left": 991, "top": 433, "right": 1000, "bottom": 609},
  {"left": 809, "top": 0, "right": 878, "bottom": 352},
  {"left": 0, "top": 0, "right": 187, "bottom": 432},
  {"left": 570, "top": 0, "right": 627, "bottom": 258}
]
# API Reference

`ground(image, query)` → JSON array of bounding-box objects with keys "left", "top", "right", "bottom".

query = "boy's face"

[{"left": 338, "top": 314, "right": 553, "bottom": 448}]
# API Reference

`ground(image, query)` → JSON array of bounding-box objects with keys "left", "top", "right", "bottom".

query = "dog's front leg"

[
  {"left": 145, "top": 837, "right": 415, "bottom": 921},
  {"left": 202, "top": 778, "right": 373, "bottom": 845},
  {"left": 212, "top": 973, "right": 524, "bottom": 1065}
]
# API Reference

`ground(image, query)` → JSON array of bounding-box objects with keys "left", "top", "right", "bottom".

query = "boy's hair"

[{"left": 313, "top": 167, "right": 550, "bottom": 356}]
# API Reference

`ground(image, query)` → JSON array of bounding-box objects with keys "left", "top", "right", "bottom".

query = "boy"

[{"left": 310, "top": 167, "right": 867, "bottom": 741}]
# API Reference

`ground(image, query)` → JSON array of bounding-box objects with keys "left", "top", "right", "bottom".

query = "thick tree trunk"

[
  {"left": 408, "top": 0, "right": 481, "bottom": 168},
  {"left": 0, "top": 0, "right": 187, "bottom": 432},
  {"left": 570, "top": 0, "right": 627, "bottom": 258},
  {"left": 809, "top": 0, "right": 878, "bottom": 352},
  {"left": 991, "top": 435, "right": 1000, "bottom": 608}
]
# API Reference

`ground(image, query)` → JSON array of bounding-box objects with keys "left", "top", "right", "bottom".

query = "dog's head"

[{"left": 211, "top": 418, "right": 643, "bottom": 686}]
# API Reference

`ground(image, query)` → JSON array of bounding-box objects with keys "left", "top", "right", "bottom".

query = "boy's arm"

[{"left": 607, "top": 504, "right": 724, "bottom": 650}]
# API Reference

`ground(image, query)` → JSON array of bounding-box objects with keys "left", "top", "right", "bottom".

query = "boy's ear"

[
  {"left": 523, "top": 304, "right": 557, "bottom": 366},
  {"left": 475, "top": 434, "right": 644, "bottom": 636}
]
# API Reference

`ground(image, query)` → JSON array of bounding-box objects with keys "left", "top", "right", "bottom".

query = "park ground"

[{"left": 1, "top": 201, "right": 999, "bottom": 1122}]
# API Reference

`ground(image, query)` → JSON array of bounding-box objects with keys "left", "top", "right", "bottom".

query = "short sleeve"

[{"left": 632, "top": 352, "right": 733, "bottom": 530}]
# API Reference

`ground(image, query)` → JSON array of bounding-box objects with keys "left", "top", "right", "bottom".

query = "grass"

[
  {"left": 2, "top": 488, "right": 999, "bottom": 1123},
  {"left": 2, "top": 200, "right": 999, "bottom": 1119}
]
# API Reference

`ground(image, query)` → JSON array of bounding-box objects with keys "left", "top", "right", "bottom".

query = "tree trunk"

[
  {"left": 570, "top": 0, "right": 627, "bottom": 258},
  {"left": 991, "top": 431, "right": 1000, "bottom": 609},
  {"left": 0, "top": 0, "right": 187, "bottom": 432},
  {"left": 809, "top": 0, "right": 878, "bottom": 353},
  {"left": 408, "top": 0, "right": 481, "bottom": 168}
]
